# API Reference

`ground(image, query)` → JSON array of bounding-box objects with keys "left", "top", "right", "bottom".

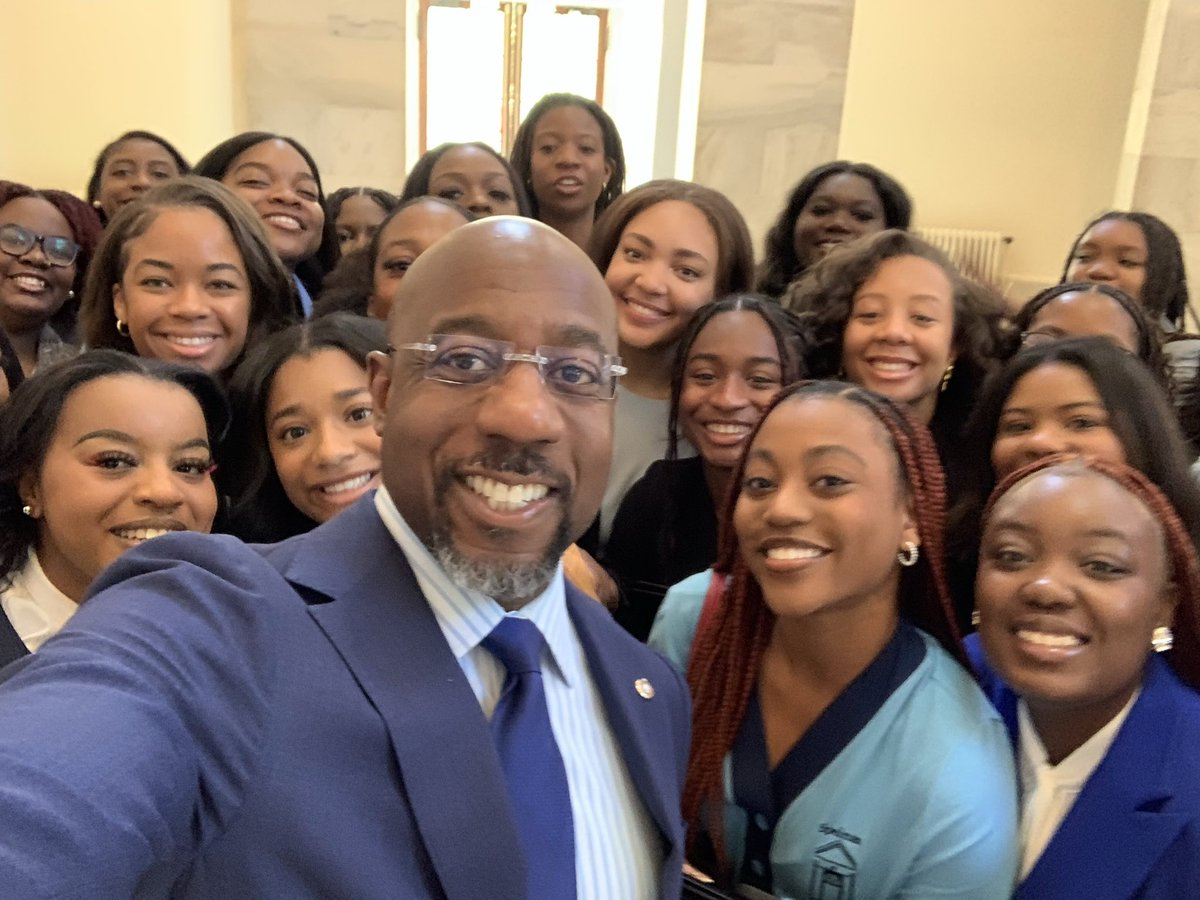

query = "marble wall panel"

[{"left": 693, "top": 0, "right": 856, "bottom": 249}]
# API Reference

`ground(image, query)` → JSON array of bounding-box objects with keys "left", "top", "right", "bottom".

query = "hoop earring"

[
  {"left": 1152, "top": 625, "right": 1174, "bottom": 653},
  {"left": 116, "top": 318, "right": 130, "bottom": 337},
  {"left": 940, "top": 364, "right": 955, "bottom": 393},
  {"left": 897, "top": 541, "right": 919, "bottom": 567}
]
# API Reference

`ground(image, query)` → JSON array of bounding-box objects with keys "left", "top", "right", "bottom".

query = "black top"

[{"left": 604, "top": 456, "right": 719, "bottom": 641}]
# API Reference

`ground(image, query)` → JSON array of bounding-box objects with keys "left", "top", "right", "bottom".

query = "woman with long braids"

[
  {"left": 969, "top": 456, "right": 1200, "bottom": 897},
  {"left": 650, "top": 381, "right": 1017, "bottom": 898}
]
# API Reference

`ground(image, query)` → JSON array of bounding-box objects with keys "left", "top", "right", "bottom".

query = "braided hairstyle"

[
  {"left": 982, "top": 455, "right": 1200, "bottom": 689},
  {"left": 1061, "top": 211, "right": 1191, "bottom": 330},
  {"left": 682, "top": 380, "right": 963, "bottom": 873},
  {"left": 1012, "top": 281, "right": 1171, "bottom": 396}
]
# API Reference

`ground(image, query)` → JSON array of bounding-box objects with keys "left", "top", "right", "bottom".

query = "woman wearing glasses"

[{"left": 0, "top": 181, "right": 102, "bottom": 376}]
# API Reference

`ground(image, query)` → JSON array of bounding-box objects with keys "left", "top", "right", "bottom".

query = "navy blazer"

[
  {"left": 967, "top": 636, "right": 1200, "bottom": 899},
  {"left": 0, "top": 498, "right": 691, "bottom": 898}
]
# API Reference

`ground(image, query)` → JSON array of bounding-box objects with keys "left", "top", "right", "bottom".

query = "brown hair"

[
  {"left": 681, "top": 380, "right": 963, "bottom": 874},
  {"left": 588, "top": 179, "right": 755, "bottom": 299},
  {"left": 983, "top": 455, "right": 1200, "bottom": 690},
  {"left": 80, "top": 176, "right": 297, "bottom": 370}
]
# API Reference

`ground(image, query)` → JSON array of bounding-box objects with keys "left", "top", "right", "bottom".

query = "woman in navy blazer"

[{"left": 969, "top": 455, "right": 1200, "bottom": 899}]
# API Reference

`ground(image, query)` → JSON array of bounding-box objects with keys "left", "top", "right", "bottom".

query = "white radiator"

[{"left": 914, "top": 227, "right": 1012, "bottom": 286}]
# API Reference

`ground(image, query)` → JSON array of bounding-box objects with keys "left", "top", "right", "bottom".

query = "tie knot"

[{"left": 483, "top": 616, "right": 546, "bottom": 675}]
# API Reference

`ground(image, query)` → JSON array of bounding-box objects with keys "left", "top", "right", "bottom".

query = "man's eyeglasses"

[
  {"left": 0, "top": 224, "right": 80, "bottom": 268},
  {"left": 392, "top": 334, "right": 627, "bottom": 400}
]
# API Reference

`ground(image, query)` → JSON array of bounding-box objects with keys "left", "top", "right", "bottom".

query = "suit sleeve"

[{"left": 0, "top": 534, "right": 287, "bottom": 899}]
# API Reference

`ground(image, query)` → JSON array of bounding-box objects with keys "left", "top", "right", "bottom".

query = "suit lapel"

[
  {"left": 280, "top": 500, "right": 525, "bottom": 900},
  {"left": 1019, "top": 658, "right": 1189, "bottom": 898},
  {"left": 568, "top": 587, "right": 681, "bottom": 859}
]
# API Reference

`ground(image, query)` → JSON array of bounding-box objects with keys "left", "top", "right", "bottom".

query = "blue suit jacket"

[
  {"left": 0, "top": 498, "right": 691, "bottom": 898},
  {"left": 967, "top": 636, "right": 1200, "bottom": 899}
]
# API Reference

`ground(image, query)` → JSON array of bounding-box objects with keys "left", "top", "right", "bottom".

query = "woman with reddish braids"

[
  {"left": 649, "top": 381, "right": 1018, "bottom": 898},
  {"left": 969, "top": 456, "right": 1200, "bottom": 898}
]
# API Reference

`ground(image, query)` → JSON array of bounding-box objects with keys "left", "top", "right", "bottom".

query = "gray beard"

[
  {"left": 427, "top": 461, "right": 573, "bottom": 607},
  {"left": 428, "top": 521, "right": 570, "bottom": 607}
]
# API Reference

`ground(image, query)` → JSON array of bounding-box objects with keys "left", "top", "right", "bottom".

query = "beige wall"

[
  {"left": 0, "top": 0, "right": 235, "bottom": 196},
  {"left": 838, "top": 0, "right": 1151, "bottom": 297}
]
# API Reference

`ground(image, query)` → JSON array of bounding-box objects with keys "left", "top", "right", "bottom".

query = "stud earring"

[
  {"left": 940, "top": 364, "right": 955, "bottom": 393},
  {"left": 1152, "top": 625, "right": 1174, "bottom": 653},
  {"left": 21, "top": 505, "right": 33, "bottom": 517},
  {"left": 897, "top": 541, "right": 920, "bottom": 567},
  {"left": 116, "top": 318, "right": 130, "bottom": 336},
  {"left": 67, "top": 290, "right": 75, "bottom": 300},
  {"left": 92, "top": 200, "right": 103, "bottom": 209}
]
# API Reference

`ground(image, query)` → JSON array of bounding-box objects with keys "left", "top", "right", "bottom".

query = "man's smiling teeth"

[
  {"left": 765, "top": 546, "right": 825, "bottom": 560},
  {"left": 706, "top": 423, "right": 750, "bottom": 435},
  {"left": 265, "top": 214, "right": 302, "bottom": 231},
  {"left": 320, "top": 473, "right": 374, "bottom": 495},
  {"left": 465, "top": 475, "right": 549, "bottom": 511},
  {"left": 1017, "top": 629, "right": 1083, "bottom": 648},
  {"left": 12, "top": 274, "right": 48, "bottom": 291},
  {"left": 112, "top": 527, "right": 172, "bottom": 543}
]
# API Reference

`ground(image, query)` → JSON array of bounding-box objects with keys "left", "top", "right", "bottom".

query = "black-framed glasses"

[
  {"left": 393, "top": 333, "right": 627, "bottom": 400},
  {"left": 0, "top": 223, "right": 80, "bottom": 268}
]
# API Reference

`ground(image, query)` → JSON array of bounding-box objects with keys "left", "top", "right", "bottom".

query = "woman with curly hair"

[
  {"left": 756, "top": 161, "right": 911, "bottom": 299},
  {"left": 650, "top": 381, "right": 1017, "bottom": 898},
  {"left": 782, "top": 229, "right": 1007, "bottom": 460}
]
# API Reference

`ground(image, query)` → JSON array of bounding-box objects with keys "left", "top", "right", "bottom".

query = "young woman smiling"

[
  {"left": 224, "top": 314, "right": 388, "bottom": 542},
  {"left": 194, "top": 132, "right": 340, "bottom": 317},
  {"left": 80, "top": 177, "right": 297, "bottom": 379},
  {"left": 605, "top": 295, "right": 804, "bottom": 640},
  {"left": 0, "top": 181, "right": 102, "bottom": 375},
  {"left": 649, "top": 382, "right": 1018, "bottom": 897},
  {"left": 969, "top": 456, "right": 1200, "bottom": 898},
  {"left": 0, "top": 351, "right": 227, "bottom": 664},
  {"left": 784, "top": 229, "right": 1006, "bottom": 460},
  {"left": 586, "top": 179, "right": 754, "bottom": 545}
]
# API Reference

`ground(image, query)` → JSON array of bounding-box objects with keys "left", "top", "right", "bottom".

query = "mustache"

[{"left": 444, "top": 440, "right": 572, "bottom": 492}]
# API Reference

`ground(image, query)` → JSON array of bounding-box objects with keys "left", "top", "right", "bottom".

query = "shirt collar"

[
  {"left": 373, "top": 487, "right": 573, "bottom": 684},
  {"left": 1018, "top": 688, "right": 1140, "bottom": 791}
]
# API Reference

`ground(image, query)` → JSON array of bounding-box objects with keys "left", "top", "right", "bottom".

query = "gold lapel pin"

[{"left": 634, "top": 678, "right": 655, "bottom": 700}]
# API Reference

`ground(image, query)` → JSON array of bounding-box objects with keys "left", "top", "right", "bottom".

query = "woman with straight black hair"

[
  {"left": 224, "top": 314, "right": 388, "bottom": 543},
  {"left": 194, "top": 132, "right": 339, "bottom": 317},
  {"left": 948, "top": 337, "right": 1200, "bottom": 628},
  {"left": 0, "top": 350, "right": 227, "bottom": 664}
]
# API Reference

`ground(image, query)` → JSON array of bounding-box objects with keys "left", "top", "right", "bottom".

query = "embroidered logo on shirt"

[{"left": 809, "top": 834, "right": 858, "bottom": 900}]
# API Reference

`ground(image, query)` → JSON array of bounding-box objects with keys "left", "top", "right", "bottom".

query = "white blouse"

[
  {"left": 0, "top": 552, "right": 78, "bottom": 652},
  {"left": 1017, "top": 690, "right": 1139, "bottom": 878}
]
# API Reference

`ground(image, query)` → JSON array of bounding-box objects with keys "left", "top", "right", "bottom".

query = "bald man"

[{"left": 0, "top": 219, "right": 690, "bottom": 899}]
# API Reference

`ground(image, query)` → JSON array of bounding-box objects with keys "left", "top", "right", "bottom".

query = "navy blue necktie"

[{"left": 483, "top": 616, "right": 576, "bottom": 899}]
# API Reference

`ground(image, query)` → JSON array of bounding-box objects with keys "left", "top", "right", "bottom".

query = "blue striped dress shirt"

[{"left": 374, "top": 489, "right": 660, "bottom": 899}]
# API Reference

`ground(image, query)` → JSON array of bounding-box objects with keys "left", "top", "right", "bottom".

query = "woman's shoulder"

[{"left": 646, "top": 569, "right": 715, "bottom": 672}]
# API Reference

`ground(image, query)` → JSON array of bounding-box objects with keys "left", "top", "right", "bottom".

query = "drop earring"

[
  {"left": 940, "top": 364, "right": 955, "bottom": 393},
  {"left": 1152, "top": 626, "right": 1174, "bottom": 653}
]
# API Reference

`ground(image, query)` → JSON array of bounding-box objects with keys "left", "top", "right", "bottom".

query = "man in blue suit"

[{"left": 0, "top": 218, "right": 690, "bottom": 898}]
